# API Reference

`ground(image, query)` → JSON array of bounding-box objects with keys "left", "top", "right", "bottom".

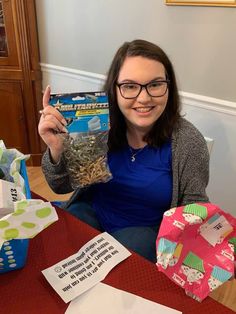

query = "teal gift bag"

[{"left": 0, "top": 160, "right": 31, "bottom": 274}]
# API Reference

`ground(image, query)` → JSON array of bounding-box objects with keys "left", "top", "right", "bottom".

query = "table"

[{"left": 0, "top": 198, "right": 234, "bottom": 313}]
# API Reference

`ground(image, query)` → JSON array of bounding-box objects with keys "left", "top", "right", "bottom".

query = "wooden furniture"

[
  {"left": 0, "top": 196, "right": 235, "bottom": 313},
  {"left": 0, "top": 0, "right": 43, "bottom": 165}
]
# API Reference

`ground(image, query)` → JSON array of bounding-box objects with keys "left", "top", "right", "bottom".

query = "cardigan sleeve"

[
  {"left": 171, "top": 118, "right": 210, "bottom": 207},
  {"left": 41, "top": 148, "right": 74, "bottom": 194}
]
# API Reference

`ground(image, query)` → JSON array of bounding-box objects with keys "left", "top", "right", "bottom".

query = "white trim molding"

[
  {"left": 40, "top": 63, "right": 106, "bottom": 93},
  {"left": 180, "top": 91, "right": 236, "bottom": 116},
  {"left": 41, "top": 63, "right": 236, "bottom": 116}
]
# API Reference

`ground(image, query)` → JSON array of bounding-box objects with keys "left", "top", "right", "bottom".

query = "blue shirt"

[{"left": 92, "top": 141, "right": 173, "bottom": 232}]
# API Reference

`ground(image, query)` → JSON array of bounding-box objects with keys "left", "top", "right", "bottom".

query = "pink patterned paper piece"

[{"left": 156, "top": 203, "right": 236, "bottom": 302}]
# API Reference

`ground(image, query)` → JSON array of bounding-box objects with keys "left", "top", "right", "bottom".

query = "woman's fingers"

[
  {"left": 38, "top": 116, "right": 65, "bottom": 153},
  {"left": 40, "top": 85, "right": 67, "bottom": 126},
  {"left": 38, "top": 86, "right": 66, "bottom": 161},
  {"left": 44, "top": 106, "right": 67, "bottom": 126},
  {"left": 42, "top": 85, "right": 51, "bottom": 109},
  {"left": 39, "top": 113, "right": 68, "bottom": 136}
]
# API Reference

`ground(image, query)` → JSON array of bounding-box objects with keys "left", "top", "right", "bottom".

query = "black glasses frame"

[{"left": 116, "top": 80, "right": 170, "bottom": 99}]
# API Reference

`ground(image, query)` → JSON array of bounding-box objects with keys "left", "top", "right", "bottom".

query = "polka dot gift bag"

[
  {"left": 156, "top": 203, "right": 236, "bottom": 302},
  {"left": 0, "top": 160, "right": 31, "bottom": 273},
  {"left": 0, "top": 140, "right": 58, "bottom": 274}
]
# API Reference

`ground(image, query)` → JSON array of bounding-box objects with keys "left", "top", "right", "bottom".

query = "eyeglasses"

[{"left": 116, "top": 80, "right": 170, "bottom": 99}]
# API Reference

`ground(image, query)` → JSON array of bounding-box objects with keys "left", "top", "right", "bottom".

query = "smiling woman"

[
  {"left": 165, "top": 0, "right": 236, "bottom": 6},
  {"left": 39, "top": 39, "right": 210, "bottom": 264}
]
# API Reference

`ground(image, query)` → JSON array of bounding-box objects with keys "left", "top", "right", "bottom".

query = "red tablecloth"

[{"left": 0, "top": 202, "right": 234, "bottom": 313}]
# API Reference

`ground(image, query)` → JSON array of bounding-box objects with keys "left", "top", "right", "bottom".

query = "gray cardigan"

[{"left": 41, "top": 118, "right": 209, "bottom": 208}]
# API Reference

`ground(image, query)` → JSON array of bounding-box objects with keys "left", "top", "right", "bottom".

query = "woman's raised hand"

[{"left": 38, "top": 86, "right": 68, "bottom": 163}]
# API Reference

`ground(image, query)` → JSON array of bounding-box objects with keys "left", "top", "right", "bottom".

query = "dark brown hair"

[{"left": 104, "top": 39, "right": 181, "bottom": 150}]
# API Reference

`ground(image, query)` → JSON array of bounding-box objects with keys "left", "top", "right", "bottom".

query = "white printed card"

[{"left": 42, "top": 232, "right": 131, "bottom": 303}]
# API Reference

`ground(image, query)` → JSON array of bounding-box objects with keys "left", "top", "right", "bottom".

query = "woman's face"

[{"left": 116, "top": 56, "right": 169, "bottom": 133}]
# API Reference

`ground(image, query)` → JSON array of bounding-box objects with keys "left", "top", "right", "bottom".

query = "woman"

[{"left": 38, "top": 39, "right": 209, "bottom": 263}]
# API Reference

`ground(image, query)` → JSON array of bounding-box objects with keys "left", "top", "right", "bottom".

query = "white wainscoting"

[
  {"left": 40, "top": 63, "right": 106, "bottom": 93},
  {"left": 40, "top": 63, "right": 236, "bottom": 215},
  {"left": 41, "top": 63, "right": 236, "bottom": 115},
  {"left": 179, "top": 92, "right": 236, "bottom": 117}
]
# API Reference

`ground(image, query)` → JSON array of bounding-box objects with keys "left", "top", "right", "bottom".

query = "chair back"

[{"left": 204, "top": 137, "right": 214, "bottom": 155}]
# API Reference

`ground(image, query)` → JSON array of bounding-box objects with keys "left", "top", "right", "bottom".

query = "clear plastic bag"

[
  {"left": 50, "top": 91, "right": 112, "bottom": 189},
  {"left": 61, "top": 131, "right": 112, "bottom": 189}
]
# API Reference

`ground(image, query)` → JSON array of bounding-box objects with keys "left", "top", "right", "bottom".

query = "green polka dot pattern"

[
  {"left": 4, "top": 229, "right": 19, "bottom": 240},
  {"left": 16, "top": 200, "right": 28, "bottom": 210},
  {"left": 36, "top": 207, "right": 52, "bottom": 218},
  {"left": 12, "top": 209, "right": 25, "bottom": 216},
  {"left": 21, "top": 222, "right": 36, "bottom": 229},
  {"left": 0, "top": 221, "right": 10, "bottom": 229},
  {"left": 0, "top": 199, "right": 58, "bottom": 273}
]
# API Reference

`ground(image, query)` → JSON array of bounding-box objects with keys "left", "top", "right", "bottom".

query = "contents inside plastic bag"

[
  {"left": 49, "top": 91, "right": 112, "bottom": 189},
  {"left": 156, "top": 203, "right": 236, "bottom": 302}
]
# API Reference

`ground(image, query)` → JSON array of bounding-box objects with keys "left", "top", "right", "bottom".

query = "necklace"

[{"left": 129, "top": 146, "right": 146, "bottom": 162}]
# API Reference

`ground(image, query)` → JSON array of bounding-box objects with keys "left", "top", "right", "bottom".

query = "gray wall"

[
  {"left": 35, "top": 1, "right": 236, "bottom": 215},
  {"left": 35, "top": 0, "right": 236, "bottom": 102}
]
